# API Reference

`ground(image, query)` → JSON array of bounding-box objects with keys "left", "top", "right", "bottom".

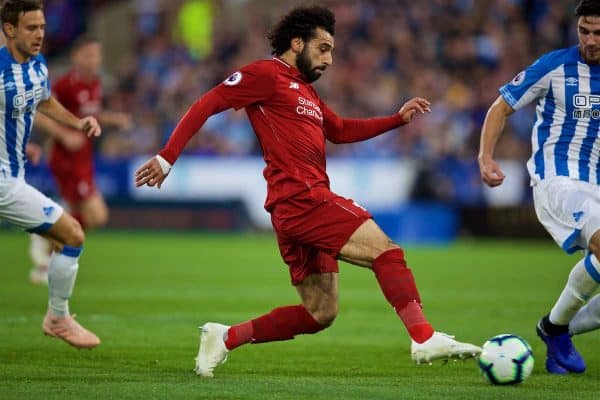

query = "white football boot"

[
  {"left": 194, "top": 322, "right": 230, "bottom": 377},
  {"left": 411, "top": 331, "right": 481, "bottom": 364}
]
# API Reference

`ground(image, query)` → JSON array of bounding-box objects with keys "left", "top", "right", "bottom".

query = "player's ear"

[
  {"left": 291, "top": 37, "right": 304, "bottom": 54},
  {"left": 3, "top": 23, "right": 15, "bottom": 39}
]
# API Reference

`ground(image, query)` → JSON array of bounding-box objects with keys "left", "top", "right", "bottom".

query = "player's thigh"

[
  {"left": 534, "top": 177, "right": 600, "bottom": 253},
  {"left": 0, "top": 178, "right": 63, "bottom": 233},
  {"left": 79, "top": 192, "right": 108, "bottom": 228},
  {"left": 338, "top": 219, "right": 399, "bottom": 267},
  {"left": 296, "top": 272, "right": 338, "bottom": 326}
]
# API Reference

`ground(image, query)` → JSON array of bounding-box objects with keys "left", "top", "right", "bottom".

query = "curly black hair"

[
  {"left": 0, "top": 0, "right": 43, "bottom": 31},
  {"left": 576, "top": 0, "right": 600, "bottom": 17},
  {"left": 268, "top": 5, "right": 335, "bottom": 56}
]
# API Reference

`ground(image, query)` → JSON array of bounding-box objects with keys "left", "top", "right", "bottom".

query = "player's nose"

[{"left": 584, "top": 33, "right": 597, "bottom": 45}]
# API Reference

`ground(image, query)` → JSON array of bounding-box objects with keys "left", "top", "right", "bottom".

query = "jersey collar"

[
  {"left": 273, "top": 57, "right": 306, "bottom": 81},
  {"left": 0, "top": 45, "right": 39, "bottom": 65}
]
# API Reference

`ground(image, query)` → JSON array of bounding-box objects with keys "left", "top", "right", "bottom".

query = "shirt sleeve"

[
  {"left": 322, "top": 101, "right": 405, "bottom": 144},
  {"left": 42, "top": 77, "right": 51, "bottom": 101},
  {"left": 499, "top": 52, "right": 557, "bottom": 111},
  {"left": 158, "top": 88, "right": 231, "bottom": 164},
  {"left": 214, "top": 61, "right": 277, "bottom": 110},
  {"left": 37, "top": 56, "right": 51, "bottom": 101}
]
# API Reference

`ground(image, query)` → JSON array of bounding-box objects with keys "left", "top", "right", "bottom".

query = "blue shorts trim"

[
  {"left": 561, "top": 229, "right": 583, "bottom": 254},
  {"left": 26, "top": 222, "right": 54, "bottom": 234}
]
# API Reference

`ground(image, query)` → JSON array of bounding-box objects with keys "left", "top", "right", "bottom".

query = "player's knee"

[
  {"left": 370, "top": 243, "right": 404, "bottom": 269},
  {"left": 66, "top": 220, "right": 85, "bottom": 247},
  {"left": 312, "top": 304, "right": 338, "bottom": 327},
  {"left": 588, "top": 229, "right": 600, "bottom": 254},
  {"left": 589, "top": 240, "right": 600, "bottom": 261}
]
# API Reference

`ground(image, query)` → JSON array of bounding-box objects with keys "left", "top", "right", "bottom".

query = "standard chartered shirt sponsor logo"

[
  {"left": 573, "top": 94, "right": 600, "bottom": 120},
  {"left": 296, "top": 96, "right": 322, "bottom": 122}
]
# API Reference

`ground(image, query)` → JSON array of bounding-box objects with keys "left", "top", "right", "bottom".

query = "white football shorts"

[
  {"left": 533, "top": 176, "right": 600, "bottom": 254},
  {"left": 0, "top": 177, "right": 63, "bottom": 233}
]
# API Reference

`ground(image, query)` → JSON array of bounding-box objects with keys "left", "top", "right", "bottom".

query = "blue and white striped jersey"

[
  {"left": 0, "top": 46, "right": 50, "bottom": 180},
  {"left": 500, "top": 45, "right": 600, "bottom": 185}
]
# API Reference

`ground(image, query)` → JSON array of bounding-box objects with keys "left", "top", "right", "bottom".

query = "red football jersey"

[
  {"left": 214, "top": 58, "right": 332, "bottom": 210},
  {"left": 159, "top": 57, "right": 404, "bottom": 211},
  {"left": 49, "top": 70, "right": 102, "bottom": 170}
]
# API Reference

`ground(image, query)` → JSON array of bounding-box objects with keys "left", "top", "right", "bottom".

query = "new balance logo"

[
  {"left": 43, "top": 206, "right": 55, "bottom": 217},
  {"left": 289, "top": 82, "right": 299, "bottom": 90},
  {"left": 4, "top": 81, "right": 16, "bottom": 91},
  {"left": 566, "top": 77, "right": 579, "bottom": 87},
  {"left": 573, "top": 211, "right": 584, "bottom": 222}
]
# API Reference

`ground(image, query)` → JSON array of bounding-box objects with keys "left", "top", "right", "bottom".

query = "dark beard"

[{"left": 296, "top": 47, "right": 322, "bottom": 82}]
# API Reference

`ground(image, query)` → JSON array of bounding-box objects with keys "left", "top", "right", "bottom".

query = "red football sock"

[
  {"left": 225, "top": 321, "right": 253, "bottom": 350},
  {"left": 398, "top": 301, "right": 434, "bottom": 343},
  {"left": 225, "top": 305, "right": 324, "bottom": 350},
  {"left": 225, "top": 305, "right": 326, "bottom": 348},
  {"left": 372, "top": 248, "right": 434, "bottom": 343}
]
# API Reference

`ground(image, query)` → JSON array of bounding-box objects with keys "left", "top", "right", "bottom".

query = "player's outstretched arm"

[
  {"left": 37, "top": 96, "right": 101, "bottom": 138},
  {"left": 34, "top": 113, "right": 85, "bottom": 151},
  {"left": 323, "top": 97, "right": 431, "bottom": 144},
  {"left": 135, "top": 88, "right": 231, "bottom": 190},
  {"left": 478, "top": 95, "right": 514, "bottom": 187}
]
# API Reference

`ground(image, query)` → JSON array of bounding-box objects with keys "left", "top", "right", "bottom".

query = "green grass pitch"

[{"left": 1, "top": 231, "right": 599, "bottom": 399}]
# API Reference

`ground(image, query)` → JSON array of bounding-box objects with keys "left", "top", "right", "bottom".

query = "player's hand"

[
  {"left": 135, "top": 157, "right": 168, "bottom": 189},
  {"left": 25, "top": 143, "right": 42, "bottom": 165},
  {"left": 398, "top": 97, "right": 431, "bottom": 124},
  {"left": 478, "top": 156, "right": 505, "bottom": 187},
  {"left": 78, "top": 116, "right": 101, "bottom": 138},
  {"left": 60, "top": 131, "right": 85, "bottom": 151}
]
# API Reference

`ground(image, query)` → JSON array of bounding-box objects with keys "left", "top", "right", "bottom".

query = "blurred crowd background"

[{"left": 25, "top": 0, "right": 578, "bottom": 206}]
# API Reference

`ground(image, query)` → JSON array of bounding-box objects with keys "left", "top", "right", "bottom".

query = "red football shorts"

[
  {"left": 49, "top": 156, "right": 97, "bottom": 204},
  {"left": 271, "top": 186, "right": 372, "bottom": 285}
]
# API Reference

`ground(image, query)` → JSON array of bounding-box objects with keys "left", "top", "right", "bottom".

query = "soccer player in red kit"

[
  {"left": 136, "top": 6, "right": 481, "bottom": 377},
  {"left": 29, "top": 35, "right": 131, "bottom": 284}
]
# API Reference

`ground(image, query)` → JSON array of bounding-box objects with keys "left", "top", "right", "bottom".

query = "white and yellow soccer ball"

[{"left": 478, "top": 334, "right": 534, "bottom": 385}]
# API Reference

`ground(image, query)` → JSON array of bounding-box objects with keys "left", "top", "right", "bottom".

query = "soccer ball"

[{"left": 478, "top": 334, "right": 534, "bottom": 385}]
